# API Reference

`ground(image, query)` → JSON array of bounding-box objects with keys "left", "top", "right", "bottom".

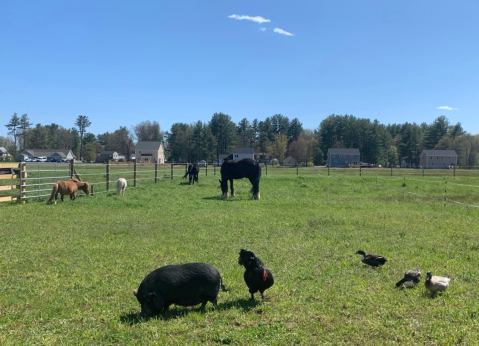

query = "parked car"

[
  {"left": 198, "top": 160, "right": 207, "bottom": 167},
  {"left": 37, "top": 156, "right": 47, "bottom": 162}
]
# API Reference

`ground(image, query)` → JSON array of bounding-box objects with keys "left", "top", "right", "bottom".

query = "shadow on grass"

[
  {"left": 120, "top": 298, "right": 258, "bottom": 325},
  {"left": 202, "top": 196, "right": 224, "bottom": 201}
]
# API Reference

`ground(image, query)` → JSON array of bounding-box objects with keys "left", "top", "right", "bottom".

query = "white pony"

[{"left": 116, "top": 178, "right": 127, "bottom": 196}]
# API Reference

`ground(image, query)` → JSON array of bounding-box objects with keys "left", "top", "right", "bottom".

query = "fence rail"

[{"left": 1, "top": 161, "right": 478, "bottom": 205}]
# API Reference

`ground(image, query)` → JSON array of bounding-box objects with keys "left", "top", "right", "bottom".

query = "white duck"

[{"left": 425, "top": 271, "right": 450, "bottom": 293}]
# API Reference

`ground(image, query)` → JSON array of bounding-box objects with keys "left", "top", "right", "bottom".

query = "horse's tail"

[
  {"left": 220, "top": 276, "right": 229, "bottom": 292},
  {"left": 250, "top": 163, "right": 262, "bottom": 199},
  {"left": 116, "top": 179, "right": 121, "bottom": 195},
  {"left": 46, "top": 183, "right": 59, "bottom": 204}
]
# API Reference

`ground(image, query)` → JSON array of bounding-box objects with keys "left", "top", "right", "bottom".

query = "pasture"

[{"left": 1, "top": 168, "right": 479, "bottom": 345}]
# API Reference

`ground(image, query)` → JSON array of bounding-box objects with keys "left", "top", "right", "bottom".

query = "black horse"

[
  {"left": 183, "top": 162, "right": 199, "bottom": 185},
  {"left": 219, "top": 158, "right": 261, "bottom": 200}
]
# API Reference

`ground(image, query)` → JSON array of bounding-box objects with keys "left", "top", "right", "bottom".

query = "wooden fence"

[{"left": 0, "top": 163, "right": 25, "bottom": 203}]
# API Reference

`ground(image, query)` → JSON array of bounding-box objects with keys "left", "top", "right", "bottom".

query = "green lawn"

[{"left": 1, "top": 170, "right": 478, "bottom": 345}]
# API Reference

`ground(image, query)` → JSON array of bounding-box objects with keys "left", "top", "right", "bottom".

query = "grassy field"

[{"left": 1, "top": 169, "right": 479, "bottom": 345}]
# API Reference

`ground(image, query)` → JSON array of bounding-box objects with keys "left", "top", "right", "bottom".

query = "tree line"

[{"left": 2, "top": 112, "right": 478, "bottom": 167}]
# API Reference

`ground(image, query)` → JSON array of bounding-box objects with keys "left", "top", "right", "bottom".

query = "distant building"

[
  {"left": 97, "top": 151, "right": 124, "bottom": 163},
  {"left": 232, "top": 147, "right": 254, "bottom": 160},
  {"left": 135, "top": 141, "right": 165, "bottom": 164},
  {"left": 0, "top": 147, "right": 10, "bottom": 157},
  {"left": 18, "top": 149, "right": 75, "bottom": 162},
  {"left": 327, "top": 148, "right": 360, "bottom": 167},
  {"left": 420, "top": 150, "right": 457, "bottom": 169},
  {"left": 254, "top": 152, "right": 272, "bottom": 164},
  {"left": 283, "top": 156, "right": 297, "bottom": 166}
]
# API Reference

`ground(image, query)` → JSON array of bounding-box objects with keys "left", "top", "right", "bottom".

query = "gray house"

[
  {"left": 18, "top": 149, "right": 75, "bottom": 162},
  {"left": 420, "top": 150, "right": 457, "bottom": 169},
  {"left": 232, "top": 147, "right": 254, "bottom": 160},
  {"left": 327, "top": 148, "right": 360, "bottom": 167}
]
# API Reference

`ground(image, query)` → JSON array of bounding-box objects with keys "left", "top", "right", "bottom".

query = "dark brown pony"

[{"left": 46, "top": 179, "right": 90, "bottom": 205}]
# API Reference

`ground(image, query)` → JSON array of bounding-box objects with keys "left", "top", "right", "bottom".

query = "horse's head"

[{"left": 80, "top": 182, "right": 90, "bottom": 196}]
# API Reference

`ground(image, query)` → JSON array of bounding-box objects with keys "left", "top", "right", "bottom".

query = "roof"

[
  {"left": 21, "top": 149, "right": 72, "bottom": 157},
  {"left": 0, "top": 147, "right": 8, "bottom": 154},
  {"left": 135, "top": 141, "right": 163, "bottom": 151},
  {"left": 422, "top": 150, "right": 457, "bottom": 156},
  {"left": 233, "top": 147, "right": 254, "bottom": 154},
  {"left": 327, "top": 148, "right": 360, "bottom": 155}
]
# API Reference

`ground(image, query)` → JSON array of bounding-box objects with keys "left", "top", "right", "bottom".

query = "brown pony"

[{"left": 46, "top": 179, "right": 90, "bottom": 205}]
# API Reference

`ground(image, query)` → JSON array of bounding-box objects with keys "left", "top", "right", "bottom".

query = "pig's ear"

[
  {"left": 133, "top": 290, "right": 138, "bottom": 296},
  {"left": 148, "top": 292, "right": 156, "bottom": 298}
]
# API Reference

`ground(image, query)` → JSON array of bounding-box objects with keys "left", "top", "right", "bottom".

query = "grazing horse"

[
  {"left": 116, "top": 178, "right": 127, "bottom": 196},
  {"left": 183, "top": 162, "right": 199, "bottom": 185},
  {"left": 46, "top": 179, "right": 90, "bottom": 205},
  {"left": 219, "top": 158, "right": 261, "bottom": 200}
]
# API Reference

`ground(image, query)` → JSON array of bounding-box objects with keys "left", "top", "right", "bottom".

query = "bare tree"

[{"left": 134, "top": 120, "right": 162, "bottom": 142}]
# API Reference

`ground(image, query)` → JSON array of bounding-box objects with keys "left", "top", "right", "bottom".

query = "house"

[
  {"left": 420, "top": 150, "right": 457, "bottom": 169},
  {"left": 0, "top": 147, "right": 10, "bottom": 156},
  {"left": 97, "top": 151, "right": 125, "bottom": 163},
  {"left": 232, "top": 147, "right": 254, "bottom": 160},
  {"left": 254, "top": 152, "right": 272, "bottom": 164},
  {"left": 18, "top": 149, "right": 75, "bottom": 162},
  {"left": 283, "top": 156, "right": 297, "bottom": 166},
  {"left": 135, "top": 141, "right": 165, "bottom": 164},
  {"left": 327, "top": 148, "right": 360, "bottom": 168}
]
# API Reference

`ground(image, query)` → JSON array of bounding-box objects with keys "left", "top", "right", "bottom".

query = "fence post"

[
  {"left": 171, "top": 164, "right": 173, "bottom": 179},
  {"left": 265, "top": 163, "right": 267, "bottom": 175},
  {"left": 453, "top": 165, "right": 456, "bottom": 178},
  {"left": 91, "top": 184, "right": 94, "bottom": 196},
  {"left": 328, "top": 165, "right": 330, "bottom": 176},
  {"left": 359, "top": 166, "right": 362, "bottom": 177},
  {"left": 390, "top": 166, "right": 393, "bottom": 177},
  {"left": 20, "top": 163, "right": 26, "bottom": 204},
  {"left": 422, "top": 168, "right": 424, "bottom": 177},
  {"left": 134, "top": 161, "right": 137, "bottom": 187},
  {"left": 155, "top": 162, "right": 158, "bottom": 183},
  {"left": 214, "top": 165, "right": 216, "bottom": 175},
  {"left": 205, "top": 163, "right": 208, "bottom": 176},
  {"left": 106, "top": 160, "right": 110, "bottom": 191},
  {"left": 70, "top": 160, "right": 74, "bottom": 179},
  {"left": 296, "top": 165, "right": 299, "bottom": 176}
]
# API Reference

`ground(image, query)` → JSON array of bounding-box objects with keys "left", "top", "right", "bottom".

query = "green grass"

[{"left": 1, "top": 170, "right": 479, "bottom": 345}]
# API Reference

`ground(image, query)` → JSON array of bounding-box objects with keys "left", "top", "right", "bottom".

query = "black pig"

[{"left": 133, "top": 262, "right": 228, "bottom": 317}]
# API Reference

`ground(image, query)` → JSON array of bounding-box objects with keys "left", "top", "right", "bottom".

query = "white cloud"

[
  {"left": 228, "top": 14, "right": 271, "bottom": 24},
  {"left": 437, "top": 106, "right": 458, "bottom": 110},
  {"left": 273, "top": 28, "right": 294, "bottom": 36},
  {"left": 259, "top": 28, "right": 266, "bottom": 32}
]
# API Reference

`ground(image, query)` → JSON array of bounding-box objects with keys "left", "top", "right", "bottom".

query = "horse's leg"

[
  {"left": 61, "top": 194, "right": 65, "bottom": 202},
  {"left": 189, "top": 174, "right": 192, "bottom": 185},
  {"left": 230, "top": 179, "right": 235, "bottom": 197},
  {"left": 249, "top": 178, "right": 260, "bottom": 200}
]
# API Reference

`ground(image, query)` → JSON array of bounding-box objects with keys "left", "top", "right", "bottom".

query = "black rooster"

[{"left": 238, "top": 249, "right": 274, "bottom": 301}]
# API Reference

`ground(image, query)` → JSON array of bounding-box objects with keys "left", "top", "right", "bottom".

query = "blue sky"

[{"left": 1, "top": 0, "right": 478, "bottom": 138}]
